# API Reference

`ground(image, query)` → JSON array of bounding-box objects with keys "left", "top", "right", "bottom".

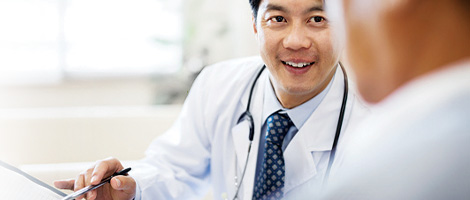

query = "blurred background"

[{"left": 0, "top": 0, "right": 258, "bottom": 194}]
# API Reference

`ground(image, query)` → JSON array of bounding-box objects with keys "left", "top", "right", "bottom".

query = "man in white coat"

[
  {"left": 322, "top": 0, "right": 470, "bottom": 199},
  {"left": 54, "top": 0, "right": 368, "bottom": 199}
]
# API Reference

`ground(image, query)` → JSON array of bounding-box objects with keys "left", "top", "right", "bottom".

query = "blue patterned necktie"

[{"left": 253, "top": 112, "right": 294, "bottom": 200}]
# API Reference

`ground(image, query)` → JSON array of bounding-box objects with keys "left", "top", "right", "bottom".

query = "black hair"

[{"left": 249, "top": 0, "right": 261, "bottom": 19}]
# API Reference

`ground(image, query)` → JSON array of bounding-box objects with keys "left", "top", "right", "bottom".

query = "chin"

[{"left": 284, "top": 85, "right": 317, "bottom": 96}]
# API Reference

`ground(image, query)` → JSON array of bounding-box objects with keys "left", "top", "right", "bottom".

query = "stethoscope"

[{"left": 231, "top": 63, "right": 349, "bottom": 200}]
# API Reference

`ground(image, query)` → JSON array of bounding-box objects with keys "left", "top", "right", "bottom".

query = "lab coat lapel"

[
  {"left": 283, "top": 66, "right": 347, "bottom": 193},
  {"left": 230, "top": 69, "right": 267, "bottom": 199}
]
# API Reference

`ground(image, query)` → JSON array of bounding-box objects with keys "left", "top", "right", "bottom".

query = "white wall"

[
  {"left": 183, "top": 0, "right": 259, "bottom": 70},
  {"left": 0, "top": 105, "right": 182, "bottom": 166}
]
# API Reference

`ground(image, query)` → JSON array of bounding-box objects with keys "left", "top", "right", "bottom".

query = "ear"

[{"left": 252, "top": 14, "right": 258, "bottom": 34}]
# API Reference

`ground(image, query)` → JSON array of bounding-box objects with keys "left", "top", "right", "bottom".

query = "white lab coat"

[
  {"left": 324, "top": 59, "right": 470, "bottom": 199},
  {"left": 130, "top": 56, "right": 369, "bottom": 200}
]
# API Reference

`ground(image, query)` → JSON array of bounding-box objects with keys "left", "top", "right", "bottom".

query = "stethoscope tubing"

[
  {"left": 323, "top": 62, "right": 349, "bottom": 185},
  {"left": 232, "top": 63, "right": 348, "bottom": 200}
]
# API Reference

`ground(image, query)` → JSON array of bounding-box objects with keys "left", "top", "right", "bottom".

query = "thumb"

[{"left": 110, "top": 176, "right": 136, "bottom": 191}]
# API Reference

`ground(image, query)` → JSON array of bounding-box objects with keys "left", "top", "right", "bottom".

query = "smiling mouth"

[{"left": 281, "top": 61, "right": 315, "bottom": 68}]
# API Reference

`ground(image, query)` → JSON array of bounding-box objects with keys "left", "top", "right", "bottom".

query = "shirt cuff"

[{"left": 133, "top": 176, "right": 142, "bottom": 200}]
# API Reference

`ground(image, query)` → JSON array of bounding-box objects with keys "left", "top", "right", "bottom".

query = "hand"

[{"left": 54, "top": 157, "right": 136, "bottom": 200}]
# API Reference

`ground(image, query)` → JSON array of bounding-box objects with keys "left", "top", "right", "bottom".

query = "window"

[{"left": 0, "top": 0, "right": 183, "bottom": 85}]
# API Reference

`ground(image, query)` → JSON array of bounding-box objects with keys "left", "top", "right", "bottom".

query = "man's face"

[{"left": 254, "top": 0, "right": 341, "bottom": 108}]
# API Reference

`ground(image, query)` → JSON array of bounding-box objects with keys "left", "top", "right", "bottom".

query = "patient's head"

[{"left": 331, "top": 0, "right": 470, "bottom": 103}]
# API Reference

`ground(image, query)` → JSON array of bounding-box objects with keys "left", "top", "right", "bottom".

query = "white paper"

[{"left": 0, "top": 161, "right": 65, "bottom": 199}]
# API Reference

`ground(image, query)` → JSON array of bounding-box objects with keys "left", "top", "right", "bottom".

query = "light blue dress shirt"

[{"left": 254, "top": 73, "right": 335, "bottom": 186}]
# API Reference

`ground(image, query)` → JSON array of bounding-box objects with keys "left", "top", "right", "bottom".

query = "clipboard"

[{"left": 0, "top": 160, "right": 66, "bottom": 199}]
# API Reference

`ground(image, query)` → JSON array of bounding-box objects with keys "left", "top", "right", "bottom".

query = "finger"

[
  {"left": 110, "top": 176, "right": 136, "bottom": 192},
  {"left": 87, "top": 190, "right": 97, "bottom": 200},
  {"left": 74, "top": 173, "right": 86, "bottom": 200},
  {"left": 84, "top": 167, "right": 95, "bottom": 199},
  {"left": 53, "top": 179, "right": 75, "bottom": 190},
  {"left": 90, "top": 157, "right": 123, "bottom": 185}
]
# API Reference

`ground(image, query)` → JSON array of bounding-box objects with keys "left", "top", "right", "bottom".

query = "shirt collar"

[{"left": 262, "top": 72, "right": 335, "bottom": 129}]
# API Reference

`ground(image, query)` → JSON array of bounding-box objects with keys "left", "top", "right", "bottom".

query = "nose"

[{"left": 282, "top": 24, "right": 312, "bottom": 50}]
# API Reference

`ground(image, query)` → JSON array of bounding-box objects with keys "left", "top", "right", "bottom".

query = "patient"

[{"left": 320, "top": 0, "right": 470, "bottom": 199}]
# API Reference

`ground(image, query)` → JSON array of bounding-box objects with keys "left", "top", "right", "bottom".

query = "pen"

[{"left": 61, "top": 167, "right": 131, "bottom": 200}]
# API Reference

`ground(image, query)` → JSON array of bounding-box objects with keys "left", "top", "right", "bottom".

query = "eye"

[
  {"left": 308, "top": 15, "right": 328, "bottom": 27},
  {"left": 270, "top": 16, "right": 286, "bottom": 23},
  {"left": 311, "top": 16, "right": 325, "bottom": 23}
]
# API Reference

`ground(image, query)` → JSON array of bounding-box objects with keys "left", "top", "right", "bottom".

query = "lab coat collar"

[{"left": 283, "top": 66, "right": 348, "bottom": 193}]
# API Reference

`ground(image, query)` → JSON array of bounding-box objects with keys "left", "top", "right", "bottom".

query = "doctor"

[{"left": 54, "top": 0, "right": 368, "bottom": 199}]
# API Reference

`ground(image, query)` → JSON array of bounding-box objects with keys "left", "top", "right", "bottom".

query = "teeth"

[{"left": 285, "top": 61, "right": 314, "bottom": 68}]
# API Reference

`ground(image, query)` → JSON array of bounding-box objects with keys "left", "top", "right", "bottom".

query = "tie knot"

[{"left": 266, "top": 112, "right": 293, "bottom": 145}]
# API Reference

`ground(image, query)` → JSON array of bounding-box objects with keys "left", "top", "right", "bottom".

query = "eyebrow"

[
  {"left": 265, "top": 3, "right": 324, "bottom": 14},
  {"left": 306, "top": 6, "right": 324, "bottom": 13},
  {"left": 265, "top": 4, "right": 287, "bottom": 13}
]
